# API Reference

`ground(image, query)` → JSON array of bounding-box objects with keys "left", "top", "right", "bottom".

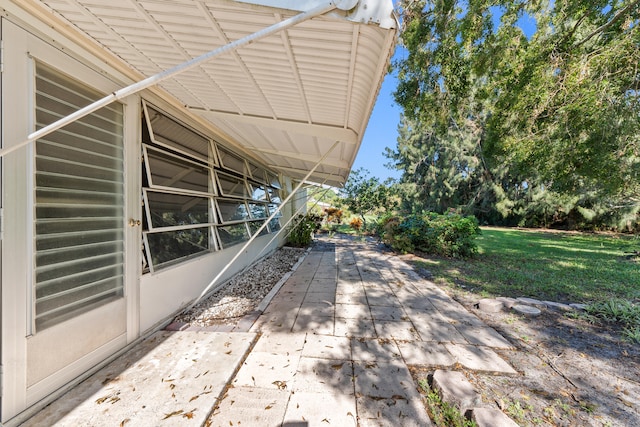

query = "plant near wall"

[{"left": 287, "top": 212, "right": 322, "bottom": 247}]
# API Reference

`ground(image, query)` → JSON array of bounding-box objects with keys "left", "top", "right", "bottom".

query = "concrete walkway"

[{"left": 23, "top": 235, "right": 516, "bottom": 427}]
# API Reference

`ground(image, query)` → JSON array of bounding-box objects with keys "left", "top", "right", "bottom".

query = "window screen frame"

[{"left": 141, "top": 101, "right": 284, "bottom": 272}]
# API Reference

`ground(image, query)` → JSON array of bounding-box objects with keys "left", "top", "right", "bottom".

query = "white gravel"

[{"left": 174, "top": 246, "right": 307, "bottom": 326}]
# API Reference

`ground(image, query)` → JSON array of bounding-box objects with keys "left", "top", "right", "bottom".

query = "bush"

[
  {"left": 349, "top": 217, "right": 363, "bottom": 231},
  {"left": 377, "top": 212, "right": 481, "bottom": 258},
  {"left": 324, "top": 207, "right": 344, "bottom": 225},
  {"left": 287, "top": 212, "right": 322, "bottom": 247}
]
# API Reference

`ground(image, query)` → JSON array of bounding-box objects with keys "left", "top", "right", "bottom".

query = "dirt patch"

[{"left": 410, "top": 262, "right": 640, "bottom": 427}]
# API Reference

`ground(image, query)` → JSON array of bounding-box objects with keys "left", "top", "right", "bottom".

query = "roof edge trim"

[{"left": 232, "top": 0, "right": 397, "bottom": 29}]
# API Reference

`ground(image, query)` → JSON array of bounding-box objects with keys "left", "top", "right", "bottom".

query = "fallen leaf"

[
  {"left": 163, "top": 410, "right": 184, "bottom": 420},
  {"left": 272, "top": 380, "right": 287, "bottom": 390},
  {"left": 189, "top": 395, "right": 199, "bottom": 402},
  {"left": 619, "top": 397, "right": 634, "bottom": 408},
  {"left": 120, "top": 418, "right": 130, "bottom": 426}
]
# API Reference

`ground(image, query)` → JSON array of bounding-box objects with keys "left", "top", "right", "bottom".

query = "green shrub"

[
  {"left": 377, "top": 212, "right": 481, "bottom": 258},
  {"left": 287, "top": 212, "right": 322, "bottom": 247}
]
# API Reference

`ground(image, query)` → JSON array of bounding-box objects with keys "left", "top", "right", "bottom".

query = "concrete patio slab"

[
  {"left": 367, "top": 295, "right": 404, "bottom": 307},
  {"left": 370, "top": 305, "right": 408, "bottom": 321},
  {"left": 207, "top": 386, "right": 289, "bottom": 426},
  {"left": 283, "top": 391, "right": 358, "bottom": 426},
  {"left": 251, "top": 332, "right": 307, "bottom": 355},
  {"left": 353, "top": 360, "right": 416, "bottom": 399},
  {"left": 455, "top": 324, "right": 515, "bottom": 348},
  {"left": 303, "top": 291, "right": 336, "bottom": 304},
  {"left": 293, "top": 357, "right": 354, "bottom": 393},
  {"left": 232, "top": 351, "right": 301, "bottom": 389},
  {"left": 445, "top": 343, "right": 518, "bottom": 374},
  {"left": 298, "top": 302, "right": 335, "bottom": 317},
  {"left": 351, "top": 338, "right": 402, "bottom": 363},
  {"left": 396, "top": 340, "right": 456, "bottom": 367},
  {"left": 334, "top": 317, "right": 378, "bottom": 338},
  {"left": 374, "top": 320, "right": 421, "bottom": 341},
  {"left": 301, "top": 334, "right": 351, "bottom": 360},
  {"left": 292, "top": 315, "right": 335, "bottom": 335},
  {"left": 22, "top": 331, "right": 255, "bottom": 427},
  {"left": 357, "top": 395, "right": 434, "bottom": 427},
  {"left": 412, "top": 319, "right": 468, "bottom": 343},
  {"left": 335, "top": 303, "right": 372, "bottom": 319},
  {"left": 336, "top": 293, "right": 369, "bottom": 305}
]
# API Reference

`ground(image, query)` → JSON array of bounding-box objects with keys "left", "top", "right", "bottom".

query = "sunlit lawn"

[{"left": 414, "top": 227, "right": 640, "bottom": 304}]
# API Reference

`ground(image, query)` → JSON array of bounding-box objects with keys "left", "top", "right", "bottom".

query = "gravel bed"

[{"left": 173, "top": 247, "right": 307, "bottom": 326}]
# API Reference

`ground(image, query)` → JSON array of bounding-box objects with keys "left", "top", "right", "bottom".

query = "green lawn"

[{"left": 414, "top": 227, "right": 640, "bottom": 304}]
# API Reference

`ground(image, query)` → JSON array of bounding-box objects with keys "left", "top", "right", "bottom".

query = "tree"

[
  {"left": 391, "top": 0, "right": 640, "bottom": 229},
  {"left": 339, "top": 168, "right": 393, "bottom": 228}
]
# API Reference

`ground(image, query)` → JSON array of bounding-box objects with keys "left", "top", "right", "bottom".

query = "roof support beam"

[
  {"left": 191, "top": 109, "right": 358, "bottom": 144},
  {"left": 0, "top": 1, "right": 341, "bottom": 159},
  {"left": 252, "top": 147, "right": 350, "bottom": 169},
  {"left": 274, "top": 166, "right": 347, "bottom": 185}
]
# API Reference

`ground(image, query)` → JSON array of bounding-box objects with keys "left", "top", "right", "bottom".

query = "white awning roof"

[{"left": 17, "top": 0, "right": 396, "bottom": 186}]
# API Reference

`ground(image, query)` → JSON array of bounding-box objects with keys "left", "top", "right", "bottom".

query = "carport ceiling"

[{"left": 26, "top": 0, "right": 396, "bottom": 187}]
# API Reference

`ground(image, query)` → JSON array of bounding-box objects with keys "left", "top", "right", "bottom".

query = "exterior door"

[{"left": 1, "top": 19, "right": 137, "bottom": 422}]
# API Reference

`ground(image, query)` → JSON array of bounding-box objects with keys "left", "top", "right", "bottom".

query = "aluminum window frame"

[{"left": 141, "top": 101, "right": 283, "bottom": 273}]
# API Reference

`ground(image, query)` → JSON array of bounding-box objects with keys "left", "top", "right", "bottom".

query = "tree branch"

[{"left": 574, "top": 0, "right": 640, "bottom": 47}]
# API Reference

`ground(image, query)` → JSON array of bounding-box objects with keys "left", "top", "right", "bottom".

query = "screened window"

[
  {"left": 141, "top": 101, "right": 283, "bottom": 271},
  {"left": 268, "top": 204, "right": 282, "bottom": 232},
  {"left": 217, "top": 223, "right": 250, "bottom": 248},
  {"left": 146, "top": 228, "right": 211, "bottom": 267},
  {"left": 248, "top": 181, "right": 267, "bottom": 201},
  {"left": 248, "top": 221, "right": 269, "bottom": 237},
  {"left": 267, "top": 171, "right": 281, "bottom": 189},
  {"left": 143, "top": 146, "right": 211, "bottom": 194},
  {"left": 217, "top": 171, "right": 249, "bottom": 198},
  {"left": 248, "top": 203, "right": 268, "bottom": 219},
  {"left": 248, "top": 162, "right": 268, "bottom": 183},
  {"left": 143, "top": 103, "right": 211, "bottom": 163},
  {"left": 218, "top": 145, "right": 247, "bottom": 175},
  {"left": 268, "top": 187, "right": 282, "bottom": 204},
  {"left": 217, "top": 199, "right": 250, "bottom": 222},
  {"left": 144, "top": 190, "right": 211, "bottom": 228},
  {"left": 34, "top": 61, "right": 124, "bottom": 330}
]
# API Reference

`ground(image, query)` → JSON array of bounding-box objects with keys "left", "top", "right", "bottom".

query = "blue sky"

[{"left": 351, "top": 52, "right": 404, "bottom": 182}]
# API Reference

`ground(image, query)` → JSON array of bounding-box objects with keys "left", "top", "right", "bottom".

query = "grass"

[
  {"left": 412, "top": 227, "right": 640, "bottom": 343},
  {"left": 418, "top": 378, "right": 477, "bottom": 427},
  {"left": 413, "top": 227, "right": 640, "bottom": 304}
]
